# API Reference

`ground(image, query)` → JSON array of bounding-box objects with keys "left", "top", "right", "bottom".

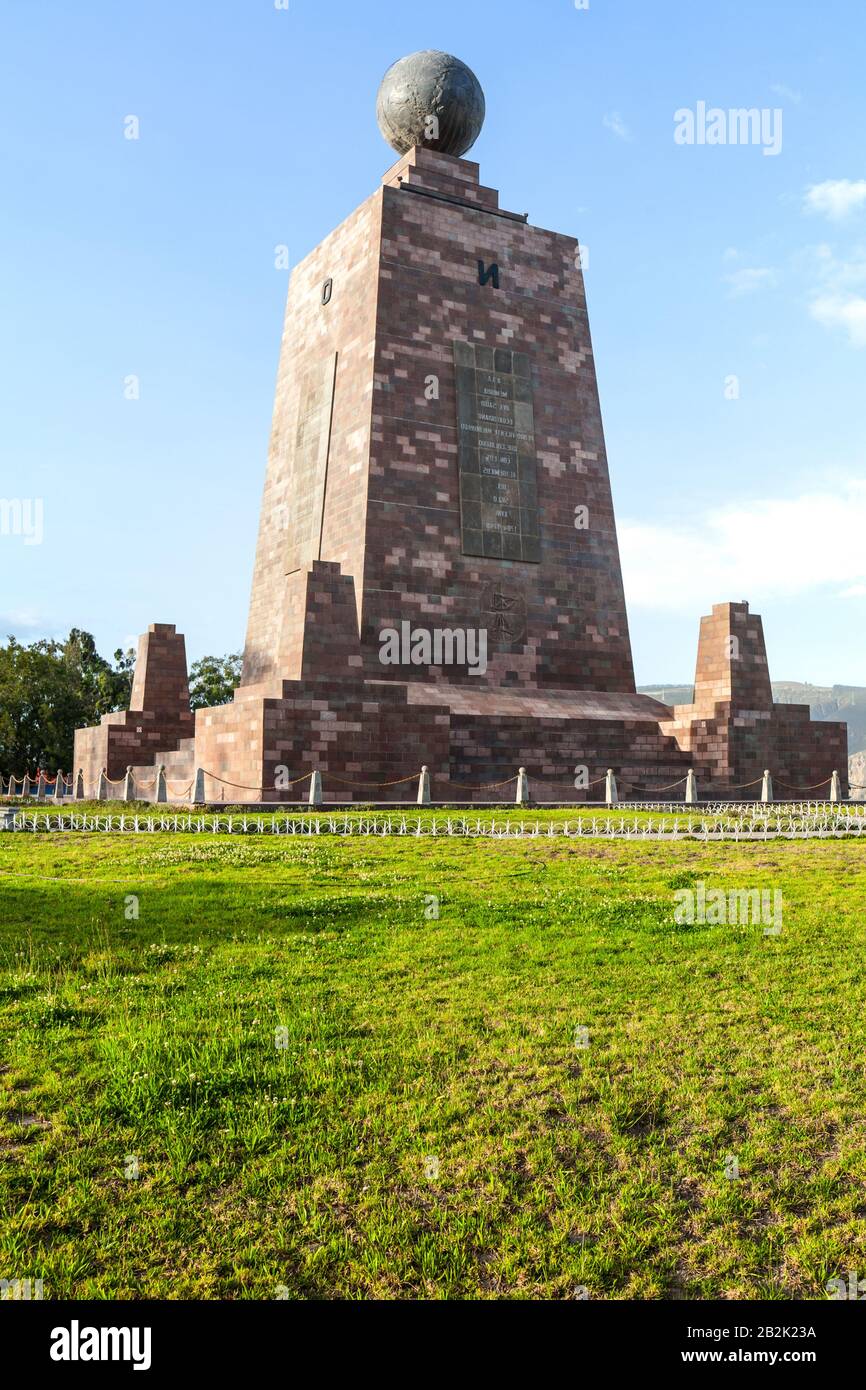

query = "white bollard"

[
  {"left": 605, "top": 769, "right": 618, "bottom": 806},
  {"left": 685, "top": 769, "right": 698, "bottom": 804},
  {"left": 417, "top": 765, "right": 431, "bottom": 805},
  {"left": 53, "top": 771, "right": 65, "bottom": 802},
  {"left": 830, "top": 770, "right": 841, "bottom": 802},
  {"left": 156, "top": 765, "right": 167, "bottom": 803},
  {"left": 75, "top": 769, "right": 85, "bottom": 800},
  {"left": 191, "top": 768, "right": 206, "bottom": 804},
  {"left": 761, "top": 769, "right": 773, "bottom": 803},
  {"left": 515, "top": 767, "right": 530, "bottom": 804},
  {"left": 308, "top": 770, "right": 323, "bottom": 806},
  {"left": 96, "top": 770, "right": 108, "bottom": 801},
  {"left": 123, "top": 766, "right": 136, "bottom": 802}
]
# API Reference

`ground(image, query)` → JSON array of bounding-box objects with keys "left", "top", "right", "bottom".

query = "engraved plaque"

[
  {"left": 453, "top": 341, "right": 540, "bottom": 563},
  {"left": 481, "top": 583, "right": 527, "bottom": 647},
  {"left": 286, "top": 352, "right": 337, "bottom": 574}
]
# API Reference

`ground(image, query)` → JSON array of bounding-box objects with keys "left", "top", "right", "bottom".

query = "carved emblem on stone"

[{"left": 481, "top": 584, "right": 527, "bottom": 646}]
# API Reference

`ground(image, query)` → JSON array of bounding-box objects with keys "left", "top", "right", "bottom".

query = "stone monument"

[{"left": 74, "top": 53, "right": 847, "bottom": 801}]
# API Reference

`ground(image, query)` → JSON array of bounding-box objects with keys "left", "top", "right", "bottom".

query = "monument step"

[{"left": 128, "top": 739, "right": 196, "bottom": 795}]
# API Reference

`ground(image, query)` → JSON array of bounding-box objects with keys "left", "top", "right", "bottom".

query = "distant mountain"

[
  {"left": 770, "top": 684, "right": 866, "bottom": 756},
  {"left": 639, "top": 685, "right": 695, "bottom": 707},
  {"left": 639, "top": 682, "right": 866, "bottom": 798}
]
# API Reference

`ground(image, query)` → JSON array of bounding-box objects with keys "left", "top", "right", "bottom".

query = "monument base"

[{"left": 73, "top": 586, "right": 847, "bottom": 805}]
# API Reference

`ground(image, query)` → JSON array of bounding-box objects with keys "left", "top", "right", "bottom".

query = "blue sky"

[{"left": 2, "top": 0, "right": 865, "bottom": 684}]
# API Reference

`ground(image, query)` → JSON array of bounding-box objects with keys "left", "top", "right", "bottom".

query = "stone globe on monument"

[{"left": 375, "top": 50, "right": 485, "bottom": 157}]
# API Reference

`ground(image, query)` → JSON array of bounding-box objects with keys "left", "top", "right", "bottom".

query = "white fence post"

[
  {"left": 123, "top": 766, "right": 135, "bottom": 802},
  {"left": 156, "top": 765, "right": 167, "bottom": 803},
  {"left": 685, "top": 769, "right": 698, "bottom": 803},
  {"left": 96, "top": 770, "right": 108, "bottom": 801},
  {"left": 830, "top": 770, "right": 841, "bottom": 802},
  {"left": 308, "top": 770, "right": 322, "bottom": 806},
  {"left": 515, "top": 767, "right": 530, "bottom": 804},
  {"left": 36, "top": 773, "right": 47, "bottom": 800},
  {"left": 761, "top": 770, "right": 773, "bottom": 803},
  {"left": 605, "top": 769, "right": 618, "bottom": 806},
  {"left": 75, "top": 769, "right": 85, "bottom": 800},
  {"left": 417, "top": 765, "right": 431, "bottom": 805},
  {"left": 192, "top": 768, "right": 205, "bottom": 804}
]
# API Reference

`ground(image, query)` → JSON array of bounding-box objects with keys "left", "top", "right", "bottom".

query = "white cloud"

[
  {"left": 603, "top": 111, "right": 631, "bottom": 142},
  {"left": 0, "top": 608, "right": 44, "bottom": 630},
  {"left": 725, "top": 267, "right": 776, "bottom": 297},
  {"left": 804, "top": 179, "right": 866, "bottom": 221},
  {"left": 771, "top": 83, "right": 802, "bottom": 104},
  {"left": 793, "top": 242, "right": 866, "bottom": 347},
  {"left": 839, "top": 584, "right": 866, "bottom": 598},
  {"left": 809, "top": 293, "right": 866, "bottom": 347},
  {"left": 620, "top": 481, "right": 866, "bottom": 612}
]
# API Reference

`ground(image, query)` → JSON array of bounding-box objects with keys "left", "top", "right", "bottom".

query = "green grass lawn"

[{"left": 1, "top": 829, "right": 865, "bottom": 1300}]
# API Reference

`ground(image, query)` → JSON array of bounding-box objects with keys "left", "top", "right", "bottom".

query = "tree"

[
  {"left": 188, "top": 653, "right": 242, "bottom": 711},
  {"left": 62, "top": 628, "right": 135, "bottom": 716},
  {"left": 0, "top": 631, "right": 135, "bottom": 774}
]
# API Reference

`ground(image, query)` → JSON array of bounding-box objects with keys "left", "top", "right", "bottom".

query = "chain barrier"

[
  {"left": 774, "top": 777, "right": 832, "bottom": 792},
  {"left": 201, "top": 769, "right": 314, "bottom": 792}
]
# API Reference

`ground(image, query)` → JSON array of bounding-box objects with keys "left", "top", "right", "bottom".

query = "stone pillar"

[
  {"left": 96, "top": 770, "right": 108, "bottom": 801},
  {"left": 515, "top": 767, "right": 530, "bottom": 804},
  {"left": 123, "top": 767, "right": 135, "bottom": 801},
  {"left": 155, "top": 766, "right": 167, "bottom": 803},
  {"left": 761, "top": 770, "right": 773, "bottom": 803},
  {"left": 830, "top": 770, "right": 841, "bottom": 802},
  {"left": 417, "top": 765, "right": 431, "bottom": 805},
  {"left": 685, "top": 769, "right": 698, "bottom": 803},
  {"left": 75, "top": 770, "right": 85, "bottom": 800},
  {"left": 192, "top": 768, "right": 205, "bottom": 804},
  {"left": 36, "top": 773, "right": 47, "bottom": 800},
  {"left": 53, "top": 771, "right": 65, "bottom": 802},
  {"left": 605, "top": 769, "right": 618, "bottom": 805},
  {"left": 308, "top": 770, "right": 322, "bottom": 806},
  {"left": 22, "top": 774, "right": 32, "bottom": 797}
]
